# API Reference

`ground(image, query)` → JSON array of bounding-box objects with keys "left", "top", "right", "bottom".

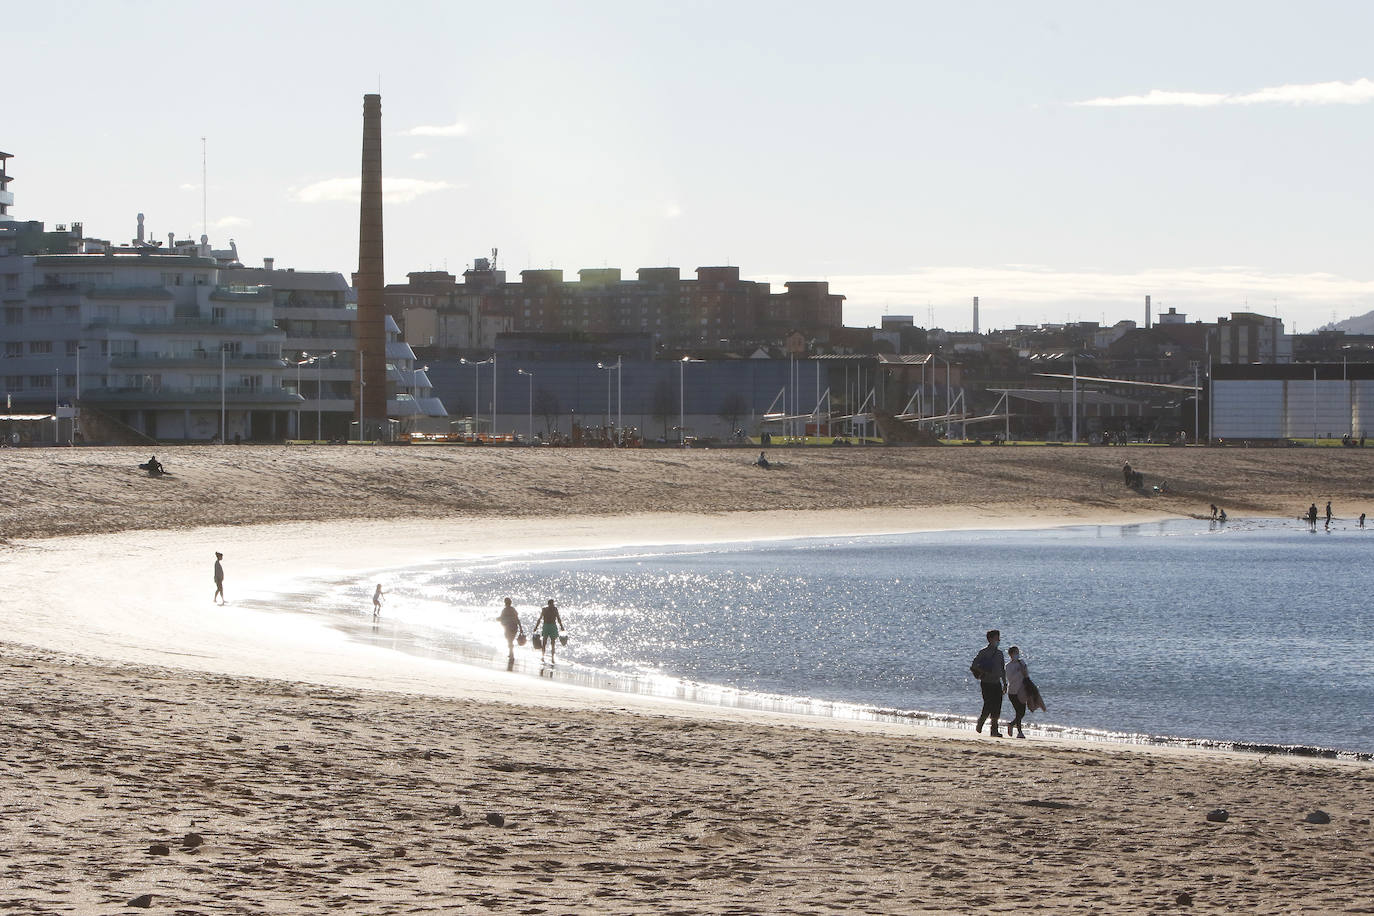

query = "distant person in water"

[
  {"left": 1326, "top": 501, "right": 1334, "bottom": 524},
  {"left": 1217, "top": 508, "right": 1227, "bottom": 522},
  {"left": 1209, "top": 504, "right": 1218, "bottom": 520},
  {"left": 536, "top": 599, "right": 564, "bottom": 664},
  {"left": 1307, "top": 504, "right": 1319, "bottom": 529},
  {"left": 372, "top": 584, "right": 385, "bottom": 616},
  {"left": 1361, "top": 513, "right": 1366, "bottom": 528},
  {"left": 497, "top": 597, "right": 524, "bottom": 661},
  {"left": 213, "top": 552, "right": 225, "bottom": 605},
  {"left": 970, "top": 629, "right": 1007, "bottom": 737}
]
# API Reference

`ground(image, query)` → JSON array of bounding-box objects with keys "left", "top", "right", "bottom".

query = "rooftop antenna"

[
  {"left": 201, "top": 137, "right": 207, "bottom": 239},
  {"left": 491, "top": 247, "right": 498, "bottom": 269}
]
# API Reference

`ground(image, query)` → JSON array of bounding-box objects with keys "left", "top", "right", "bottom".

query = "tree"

[
  {"left": 533, "top": 387, "right": 561, "bottom": 438},
  {"left": 651, "top": 379, "right": 675, "bottom": 441},
  {"left": 717, "top": 392, "right": 748, "bottom": 437}
]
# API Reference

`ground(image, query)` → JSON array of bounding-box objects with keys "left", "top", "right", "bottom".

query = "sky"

[{"left": 7, "top": 1, "right": 1374, "bottom": 333}]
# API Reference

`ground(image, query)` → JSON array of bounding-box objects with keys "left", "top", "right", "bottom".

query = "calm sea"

[{"left": 277, "top": 518, "right": 1374, "bottom": 758}]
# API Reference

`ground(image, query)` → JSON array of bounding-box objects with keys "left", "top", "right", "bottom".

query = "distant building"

[{"left": 386, "top": 258, "right": 845, "bottom": 351}]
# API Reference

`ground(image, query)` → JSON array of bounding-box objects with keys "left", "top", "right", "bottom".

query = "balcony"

[
  {"left": 108, "top": 351, "right": 288, "bottom": 369},
  {"left": 210, "top": 285, "right": 272, "bottom": 302},
  {"left": 82, "top": 386, "right": 304, "bottom": 407},
  {"left": 84, "top": 317, "right": 281, "bottom": 334}
]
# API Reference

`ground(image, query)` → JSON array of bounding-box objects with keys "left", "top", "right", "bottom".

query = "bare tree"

[
  {"left": 717, "top": 392, "right": 748, "bottom": 437},
  {"left": 533, "top": 387, "right": 561, "bottom": 438},
  {"left": 651, "top": 379, "right": 675, "bottom": 441}
]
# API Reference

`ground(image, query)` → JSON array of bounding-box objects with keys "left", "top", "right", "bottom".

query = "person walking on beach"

[
  {"left": 213, "top": 552, "right": 225, "bottom": 605},
  {"left": 970, "top": 629, "right": 1007, "bottom": 737},
  {"left": 497, "top": 597, "right": 524, "bottom": 662},
  {"left": 1005, "top": 646, "right": 1030, "bottom": 738},
  {"left": 372, "top": 584, "right": 385, "bottom": 616},
  {"left": 536, "top": 599, "right": 564, "bottom": 664},
  {"left": 1307, "top": 504, "right": 1319, "bottom": 530}
]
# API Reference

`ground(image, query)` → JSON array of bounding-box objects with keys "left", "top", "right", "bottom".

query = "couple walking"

[
  {"left": 498, "top": 598, "right": 565, "bottom": 663},
  {"left": 970, "top": 628, "right": 1044, "bottom": 738}
]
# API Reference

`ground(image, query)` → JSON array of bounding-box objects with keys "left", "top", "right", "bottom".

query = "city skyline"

[{"left": 8, "top": 1, "right": 1374, "bottom": 333}]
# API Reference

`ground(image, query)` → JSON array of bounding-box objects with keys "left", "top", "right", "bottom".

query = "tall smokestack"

[
  {"left": 1145, "top": 295, "right": 1152, "bottom": 330},
  {"left": 356, "top": 93, "right": 387, "bottom": 437},
  {"left": 973, "top": 296, "right": 980, "bottom": 335}
]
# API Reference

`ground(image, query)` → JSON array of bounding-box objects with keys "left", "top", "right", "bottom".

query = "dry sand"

[{"left": 2, "top": 444, "right": 1373, "bottom": 913}]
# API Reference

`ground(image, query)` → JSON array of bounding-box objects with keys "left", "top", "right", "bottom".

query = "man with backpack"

[{"left": 970, "top": 628, "right": 1008, "bottom": 737}]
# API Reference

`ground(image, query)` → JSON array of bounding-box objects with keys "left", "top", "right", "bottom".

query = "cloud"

[
  {"left": 179, "top": 183, "right": 198, "bottom": 191},
  {"left": 292, "top": 177, "right": 457, "bottom": 204},
  {"left": 410, "top": 151, "right": 429, "bottom": 160},
  {"left": 403, "top": 118, "right": 468, "bottom": 137},
  {"left": 1075, "top": 78, "right": 1374, "bottom": 108},
  {"left": 212, "top": 216, "right": 251, "bottom": 230}
]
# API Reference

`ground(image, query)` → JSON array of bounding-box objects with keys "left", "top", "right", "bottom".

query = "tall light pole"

[
  {"left": 357, "top": 349, "right": 365, "bottom": 442},
  {"left": 491, "top": 353, "right": 498, "bottom": 440},
  {"left": 54, "top": 367, "right": 60, "bottom": 443},
  {"left": 517, "top": 368, "right": 534, "bottom": 442},
  {"left": 678, "top": 356, "right": 701, "bottom": 446},
  {"left": 1191, "top": 361, "right": 1199, "bottom": 444},
  {"left": 460, "top": 356, "right": 493, "bottom": 438},
  {"left": 317, "top": 351, "right": 335, "bottom": 440},
  {"left": 597, "top": 356, "right": 622, "bottom": 443},
  {"left": 295, "top": 351, "right": 310, "bottom": 439},
  {"left": 220, "top": 344, "right": 227, "bottom": 444},
  {"left": 75, "top": 344, "right": 86, "bottom": 446}
]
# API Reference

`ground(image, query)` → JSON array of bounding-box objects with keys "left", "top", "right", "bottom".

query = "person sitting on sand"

[
  {"left": 536, "top": 600, "right": 564, "bottom": 664},
  {"left": 497, "top": 597, "right": 524, "bottom": 661},
  {"left": 755, "top": 451, "right": 771, "bottom": 469},
  {"left": 139, "top": 455, "right": 164, "bottom": 475}
]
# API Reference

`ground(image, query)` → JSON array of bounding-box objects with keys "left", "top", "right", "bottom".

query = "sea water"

[{"left": 278, "top": 518, "right": 1374, "bottom": 758}]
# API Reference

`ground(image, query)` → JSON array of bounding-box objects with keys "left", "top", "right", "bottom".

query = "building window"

[
  {"left": 29, "top": 375, "right": 53, "bottom": 389},
  {"left": 30, "top": 306, "right": 53, "bottom": 322},
  {"left": 4, "top": 375, "right": 22, "bottom": 390},
  {"left": 65, "top": 341, "right": 79, "bottom": 356},
  {"left": 4, "top": 307, "right": 21, "bottom": 325},
  {"left": 4, "top": 342, "right": 20, "bottom": 357},
  {"left": 3, "top": 274, "right": 18, "bottom": 291},
  {"left": 29, "top": 341, "right": 52, "bottom": 355},
  {"left": 63, "top": 306, "right": 80, "bottom": 323},
  {"left": 139, "top": 306, "right": 165, "bottom": 323}
]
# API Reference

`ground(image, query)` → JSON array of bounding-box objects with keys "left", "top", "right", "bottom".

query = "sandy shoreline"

[{"left": 3, "top": 446, "right": 1374, "bottom": 912}]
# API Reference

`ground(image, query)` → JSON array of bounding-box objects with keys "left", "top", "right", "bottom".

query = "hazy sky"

[{"left": 8, "top": 1, "right": 1374, "bottom": 332}]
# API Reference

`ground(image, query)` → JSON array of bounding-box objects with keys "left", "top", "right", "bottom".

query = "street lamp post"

[
  {"left": 220, "top": 345, "right": 227, "bottom": 444},
  {"left": 678, "top": 356, "right": 701, "bottom": 446},
  {"left": 295, "top": 351, "right": 310, "bottom": 439},
  {"left": 597, "top": 356, "right": 622, "bottom": 444},
  {"left": 54, "top": 367, "right": 60, "bottom": 443},
  {"left": 517, "top": 368, "right": 534, "bottom": 442},
  {"left": 460, "top": 356, "right": 493, "bottom": 438},
  {"left": 357, "top": 349, "right": 365, "bottom": 443},
  {"left": 316, "top": 351, "right": 335, "bottom": 440},
  {"left": 75, "top": 344, "right": 86, "bottom": 446}
]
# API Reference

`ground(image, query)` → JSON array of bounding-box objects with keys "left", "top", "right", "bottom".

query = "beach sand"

[{"left": 3, "top": 445, "right": 1373, "bottom": 913}]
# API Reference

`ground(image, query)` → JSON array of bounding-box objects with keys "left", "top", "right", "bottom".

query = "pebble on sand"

[
  {"left": 1305, "top": 810, "right": 1331, "bottom": 824},
  {"left": 1175, "top": 891, "right": 1194, "bottom": 906},
  {"left": 182, "top": 832, "right": 205, "bottom": 849},
  {"left": 1204, "top": 809, "right": 1228, "bottom": 823},
  {"left": 128, "top": 893, "right": 153, "bottom": 908},
  {"left": 486, "top": 812, "right": 506, "bottom": 827},
  {"left": 148, "top": 843, "right": 170, "bottom": 856}
]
